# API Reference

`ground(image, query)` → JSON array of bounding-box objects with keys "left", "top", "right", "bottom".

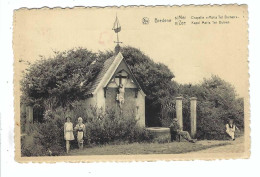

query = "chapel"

[
  {"left": 84, "top": 16, "right": 146, "bottom": 126},
  {"left": 21, "top": 16, "right": 146, "bottom": 127},
  {"left": 85, "top": 49, "right": 146, "bottom": 127}
]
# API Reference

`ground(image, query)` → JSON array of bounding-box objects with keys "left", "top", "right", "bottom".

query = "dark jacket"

[{"left": 169, "top": 121, "right": 181, "bottom": 133}]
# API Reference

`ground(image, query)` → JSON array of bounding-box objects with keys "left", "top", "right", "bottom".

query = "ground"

[
  {"left": 68, "top": 136, "right": 244, "bottom": 156},
  {"left": 186, "top": 135, "right": 244, "bottom": 154}
]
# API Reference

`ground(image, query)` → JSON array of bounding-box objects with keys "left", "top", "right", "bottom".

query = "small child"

[
  {"left": 64, "top": 117, "right": 74, "bottom": 153},
  {"left": 74, "top": 117, "right": 86, "bottom": 150}
]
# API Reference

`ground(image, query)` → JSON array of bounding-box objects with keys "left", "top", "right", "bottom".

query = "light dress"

[
  {"left": 75, "top": 123, "right": 85, "bottom": 143},
  {"left": 64, "top": 122, "right": 75, "bottom": 141},
  {"left": 226, "top": 123, "right": 236, "bottom": 139}
]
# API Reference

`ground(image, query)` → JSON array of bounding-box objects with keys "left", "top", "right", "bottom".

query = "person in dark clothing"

[{"left": 169, "top": 118, "right": 196, "bottom": 143}]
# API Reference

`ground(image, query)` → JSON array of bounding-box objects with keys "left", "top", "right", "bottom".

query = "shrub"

[
  {"left": 21, "top": 111, "right": 66, "bottom": 156},
  {"left": 21, "top": 101, "right": 153, "bottom": 156},
  {"left": 179, "top": 76, "right": 244, "bottom": 140},
  {"left": 68, "top": 102, "right": 153, "bottom": 144},
  {"left": 20, "top": 47, "right": 178, "bottom": 127},
  {"left": 21, "top": 134, "right": 46, "bottom": 157},
  {"left": 20, "top": 48, "right": 105, "bottom": 109}
]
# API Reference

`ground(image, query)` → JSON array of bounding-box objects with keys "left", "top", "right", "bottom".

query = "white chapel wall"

[
  {"left": 96, "top": 88, "right": 106, "bottom": 110},
  {"left": 136, "top": 91, "right": 145, "bottom": 127}
]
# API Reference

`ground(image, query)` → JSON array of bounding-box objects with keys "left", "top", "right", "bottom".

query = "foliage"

[
  {"left": 100, "top": 46, "right": 178, "bottom": 126},
  {"left": 120, "top": 47, "right": 178, "bottom": 126},
  {"left": 20, "top": 48, "right": 105, "bottom": 109},
  {"left": 21, "top": 46, "right": 178, "bottom": 126},
  {"left": 21, "top": 118, "right": 65, "bottom": 156},
  {"left": 178, "top": 76, "right": 244, "bottom": 140},
  {"left": 21, "top": 101, "right": 153, "bottom": 156},
  {"left": 20, "top": 46, "right": 244, "bottom": 142},
  {"left": 67, "top": 101, "right": 154, "bottom": 144},
  {"left": 21, "top": 135, "right": 47, "bottom": 157}
]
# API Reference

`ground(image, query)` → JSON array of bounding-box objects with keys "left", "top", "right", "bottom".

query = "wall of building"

[
  {"left": 85, "top": 58, "right": 146, "bottom": 126},
  {"left": 105, "top": 87, "right": 117, "bottom": 111},
  {"left": 105, "top": 88, "right": 137, "bottom": 119},
  {"left": 96, "top": 88, "right": 106, "bottom": 110},
  {"left": 136, "top": 91, "right": 145, "bottom": 127},
  {"left": 85, "top": 89, "right": 106, "bottom": 112},
  {"left": 85, "top": 96, "right": 96, "bottom": 107}
]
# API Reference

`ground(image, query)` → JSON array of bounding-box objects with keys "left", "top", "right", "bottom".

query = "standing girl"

[
  {"left": 74, "top": 117, "right": 86, "bottom": 150},
  {"left": 64, "top": 117, "right": 74, "bottom": 154}
]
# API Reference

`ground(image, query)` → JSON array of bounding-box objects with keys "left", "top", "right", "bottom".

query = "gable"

[
  {"left": 107, "top": 69, "right": 137, "bottom": 88},
  {"left": 87, "top": 52, "right": 145, "bottom": 96},
  {"left": 86, "top": 53, "right": 122, "bottom": 95},
  {"left": 105, "top": 59, "right": 138, "bottom": 88}
]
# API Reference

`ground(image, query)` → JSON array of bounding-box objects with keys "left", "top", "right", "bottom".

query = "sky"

[{"left": 13, "top": 6, "right": 248, "bottom": 98}]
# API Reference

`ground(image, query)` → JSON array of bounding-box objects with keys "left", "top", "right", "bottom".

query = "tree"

[
  {"left": 21, "top": 46, "right": 178, "bottom": 126},
  {"left": 21, "top": 48, "right": 105, "bottom": 110},
  {"left": 100, "top": 46, "right": 178, "bottom": 126},
  {"left": 21, "top": 46, "right": 244, "bottom": 140},
  {"left": 178, "top": 76, "right": 244, "bottom": 139}
]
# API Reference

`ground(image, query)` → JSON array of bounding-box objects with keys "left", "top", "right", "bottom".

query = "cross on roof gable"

[{"left": 87, "top": 52, "right": 145, "bottom": 96}]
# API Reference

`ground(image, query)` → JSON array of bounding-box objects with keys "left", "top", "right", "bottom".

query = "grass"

[{"left": 68, "top": 140, "right": 230, "bottom": 156}]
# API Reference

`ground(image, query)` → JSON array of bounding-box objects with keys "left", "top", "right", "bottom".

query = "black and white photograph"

[{"left": 12, "top": 5, "right": 249, "bottom": 161}]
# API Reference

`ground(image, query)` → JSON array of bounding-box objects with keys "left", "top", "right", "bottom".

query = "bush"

[
  {"left": 68, "top": 102, "right": 153, "bottom": 144},
  {"left": 20, "top": 48, "right": 105, "bottom": 109},
  {"left": 21, "top": 47, "right": 178, "bottom": 127},
  {"left": 179, "top": 76, "right": 244, "bottom": 140},
  {"left": 21, "top": 111, "right": 66, "bottom": 156},
  {"left": 21, "top": 134, "right": 46, "bottom": 157},
  {"left": 85, "top": 109, "right": 153, "bottom": 144},
  {"left": 21, "top": 101, "right": 153, "bottom": 156}
]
